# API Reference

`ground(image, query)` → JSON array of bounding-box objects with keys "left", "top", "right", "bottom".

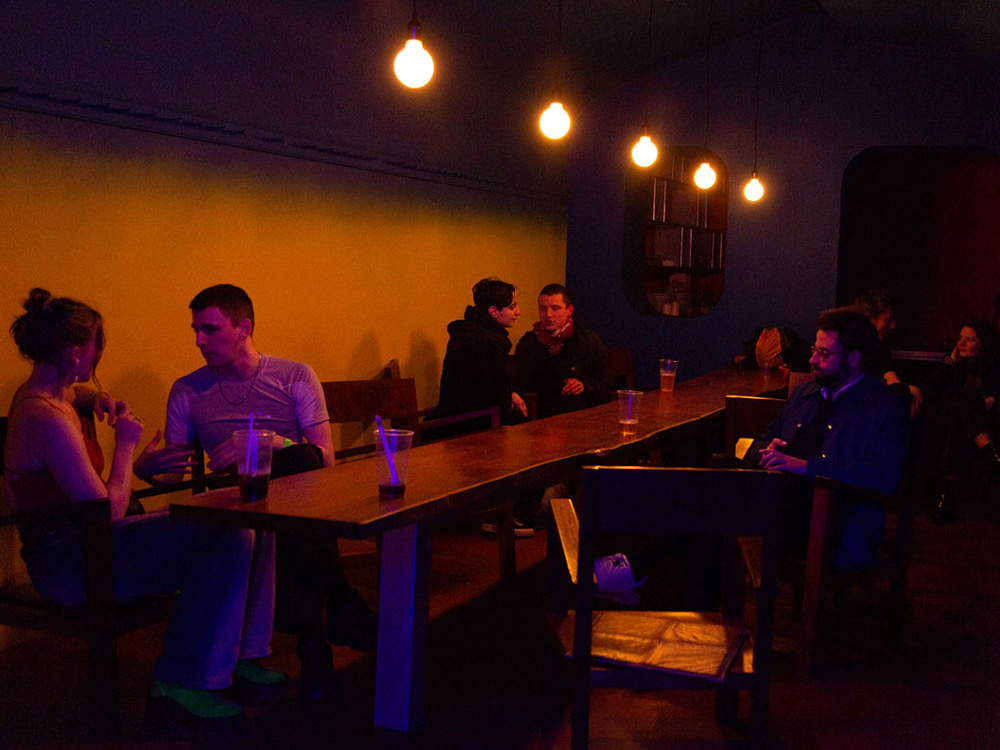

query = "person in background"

[
  {"left": 432, "top": 277, "right": 527, "bottom": 425},
  {"left": 597, "top": 308, "right": 910, "bottom": 603},
  {"left": 921, "top": 319, "right": 1000, "bottom": 523},
  {"left": 3, "top": 288, "right": 281, "bottom": 730},
  {"left": 852, "top": 288, "right": 923, "bottom": 416},
  {"left": 514, "top": 283, "right": 612, "bottom": 419},
  {"left": 134, "top": 284, "right": 375, "bottom": 702}
]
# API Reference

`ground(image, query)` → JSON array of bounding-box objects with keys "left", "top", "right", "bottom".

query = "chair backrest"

[
  {"left": 322, "top": 378, "right": 421, "bottom": 460},
  {"left": 578, "top": 465, "right": 782, "bottom": 541},
  {"left": 724, "top": 395, "right": 785, "bottom": 457},
  {"left": 564, "top": 465, "right": 782, "bottom": 748},
  {"left": 606, "top": 347, "right": 634, "bottom": 390}
]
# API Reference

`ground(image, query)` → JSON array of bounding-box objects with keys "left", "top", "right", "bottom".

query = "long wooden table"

[{"left": 169, "top": 367, "right": 779, "bottom": 731}]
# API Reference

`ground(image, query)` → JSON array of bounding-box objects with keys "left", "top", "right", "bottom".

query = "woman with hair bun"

[{"left": 3, "top": 288, "right": 283, "bottom": 731}]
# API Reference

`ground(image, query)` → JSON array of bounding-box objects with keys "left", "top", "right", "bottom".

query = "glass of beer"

[
  {"left": 617, "top": 390, "right": 643, "bottom": 436},
  {"left": 659, "top": 358, "right": 679, "bottom": 392}
]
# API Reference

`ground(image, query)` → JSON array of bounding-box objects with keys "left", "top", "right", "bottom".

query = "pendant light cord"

[
  {"left": 643, "top": 0, "right": 653, "bottom": 124},
  {"left": 556, "top": 0, "right": 563, "bottom": 96},
  {"left": 752, "top": 0, "right": 764, "bottom": 172},
  {"left": 703, "top": 0, "right": 713, "bottom": 149}
]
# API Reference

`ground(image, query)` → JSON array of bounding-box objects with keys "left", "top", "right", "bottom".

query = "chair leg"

[
  {"left": 87, "top": 632, "right": 121, "bottom": 736},
  {"left": 498, "top": 500, "right": 517, "bottom": 581},
  {"left": 748, "top": 683, "right": 769, "bottom": 749},
  {"left": 714, "top": 688, "right": 739, "bottom": 725}
]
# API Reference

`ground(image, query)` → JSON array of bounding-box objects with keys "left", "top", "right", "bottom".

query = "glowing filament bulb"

[
  {"left": 631, "top": 135, "right": 658, "bottom": 167},
  {"left": 743, "top": 174, "right": 764, "bottom": 202},
  {"left": 394, "top": 39, "right": 434, "bottom": 88},
  {"left": 694, "top": 162, "right": 717, "bottom": 189},
  {"left": 539, "top": 101, "right": 571, "bottom": 139}
]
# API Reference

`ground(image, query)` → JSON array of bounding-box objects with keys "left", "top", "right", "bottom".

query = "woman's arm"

[
  {"left": 20, "top": 402, "right": 142, "bottom": 520},
  {"left": 69, "top": 384, "right": 129, "bottom": 426}
]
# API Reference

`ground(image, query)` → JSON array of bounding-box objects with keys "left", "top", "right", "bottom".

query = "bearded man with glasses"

[{"left": 744, "top": 306, "right": 911, "bottom": 571}]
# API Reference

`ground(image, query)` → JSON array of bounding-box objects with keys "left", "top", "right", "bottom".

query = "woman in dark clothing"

[{"left": 923, "top": 319, "right": 1000, "bottom": 522}]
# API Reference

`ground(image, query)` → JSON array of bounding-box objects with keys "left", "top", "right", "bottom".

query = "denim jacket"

[{"left": 747, "top": 372, "right": 910, "bottom": 494}]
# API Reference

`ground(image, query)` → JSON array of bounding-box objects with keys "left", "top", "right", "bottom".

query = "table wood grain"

[{"left": 168, "top": 366, "right": 780, "bottom": 731}]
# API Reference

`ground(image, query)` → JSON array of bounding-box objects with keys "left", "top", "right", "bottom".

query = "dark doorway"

[{"left": 837, "top": 146, "right": 1000, "bottom": 352}]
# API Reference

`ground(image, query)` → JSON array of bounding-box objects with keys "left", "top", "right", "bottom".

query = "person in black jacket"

[
  {"left": 514, "top": 283, "right": 612, "bottom": 418},
  {"left": 433, "top": 278, "right": 527, "bottom": 425},
  {"left": 922, "top": 319, "right": 1000, "bottom": 522}
]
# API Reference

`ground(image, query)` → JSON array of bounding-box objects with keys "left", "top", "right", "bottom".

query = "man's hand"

[
  {"left": 561, "top": 378, "right": 585, "bottom": 396},
  {"left": 135, "top": 430, "right": 199, "bottom": 481},
  {"left": 758, "top": 438, "right": 808, "bottom": 475},
  {"left": 511, "top": 392, "right": 528, "bottom": 418},
  {"left": 909, "top": 385, "right": 924, "bottom": 417},
  {"left": 206, "top": 436, "right": 238, "bottom": 472}
]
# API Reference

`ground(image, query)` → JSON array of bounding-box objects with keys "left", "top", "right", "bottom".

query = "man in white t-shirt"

[{"left": 135, "top": 284, "right": 374, "bottom": 702}]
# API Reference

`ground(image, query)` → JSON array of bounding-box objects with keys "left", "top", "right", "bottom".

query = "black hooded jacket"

[{"left": 433, "top": 306, "right": 517, "bottom": 423}]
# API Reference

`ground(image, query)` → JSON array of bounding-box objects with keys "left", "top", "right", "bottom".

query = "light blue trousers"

[{"left": 25, "top": 510, "right": 275, "bottom": 690}]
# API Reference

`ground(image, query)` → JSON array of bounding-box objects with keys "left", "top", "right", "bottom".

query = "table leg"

[{"left": 374, "top": 522, "right": 432, "bottom": 731}]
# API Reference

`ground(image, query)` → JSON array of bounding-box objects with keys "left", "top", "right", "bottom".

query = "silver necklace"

[{"left": 217, "top": 354, "right": 263, "bottom": 406}]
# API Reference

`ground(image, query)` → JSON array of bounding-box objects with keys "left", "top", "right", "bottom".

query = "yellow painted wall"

[{"left": 0, "top": 110, "right": 566, "bottom": 647}]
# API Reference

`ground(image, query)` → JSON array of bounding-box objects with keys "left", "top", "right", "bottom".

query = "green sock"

[
  {"left": 233, "top": 658, "right": 287, "bottom": 685},
  {"left": 150, "top": 679, "right": 242, "bottom": 719}
]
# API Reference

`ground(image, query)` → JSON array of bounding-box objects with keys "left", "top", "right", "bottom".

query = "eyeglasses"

[{"left": 810, "top": 345, "right": 844, "bottom": 360}]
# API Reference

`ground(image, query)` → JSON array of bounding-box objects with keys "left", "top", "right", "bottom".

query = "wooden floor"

[{"left": 2, "top": 490, "right": 1000, "bottom": 749}]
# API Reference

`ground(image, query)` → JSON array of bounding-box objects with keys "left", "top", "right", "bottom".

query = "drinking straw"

[
  {"left": 248, "top": 413, "right": 257, "bottom": 471},
  {"left": 374, "top": 414, "right": 400, "bottom": 485}
]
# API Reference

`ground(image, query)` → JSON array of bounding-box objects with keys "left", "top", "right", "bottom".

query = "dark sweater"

[{"left": 514, "top": 324, "right": 613, "bottom": 418}]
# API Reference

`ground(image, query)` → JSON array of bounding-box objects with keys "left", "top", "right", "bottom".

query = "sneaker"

[
  {"left": 146, "top": 679, "right": 243, "bottom": 733},
  {"left": 480, "top": 518, "right": 535, "bottom": 538},
  {"left": 594, "top": 553, "right": 645, "bottom": 605},
  {"left": 226, "top": 659, "right": 288, "bottom": 706},
  {"left": 328, "top": 587, "right": 378, "bottom": 652}
]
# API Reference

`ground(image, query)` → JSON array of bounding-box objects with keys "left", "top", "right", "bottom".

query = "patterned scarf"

[{"left": 533, "top": 318, "right": 575, "bottom": 355}]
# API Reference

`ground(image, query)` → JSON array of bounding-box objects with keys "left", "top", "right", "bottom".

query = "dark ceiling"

[{"left": 411, "top": 0, "right": 998, "bottom": 107}]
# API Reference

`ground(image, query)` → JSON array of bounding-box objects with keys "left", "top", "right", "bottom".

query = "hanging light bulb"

[
  {"left": 539, "top": 1, "right": 570, "bottom": 141},
  {"left": 632, "top": 132, "right": 658, "bottom": 167},
  {"left": 694, "top": 162, "right": 717, "bottom": 189},
  {"left": 743, "top": 173, "right": 764, "bottom": 202},
  {"left": 696, "top": 1, "right": 717, "bottom": 190},
  {"left": 539, "top": 99, "right": 571, "bottom": 139},
  {"left": 394, "top": 3, "right": 434, "bottom": 89},
  {"left": 743, "top": 0, "right": 766, "bottom": 203},
  {"left": 631, "top": 1, "right": 658, "bottom": 168}
]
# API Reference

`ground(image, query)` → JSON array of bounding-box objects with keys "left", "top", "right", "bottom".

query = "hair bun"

[{"left": 24, "top": 288, "right": 52, "bottom": 313}]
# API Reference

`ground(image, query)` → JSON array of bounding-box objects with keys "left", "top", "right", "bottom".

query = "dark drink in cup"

[
  {"left": 239, "top": 472, "right": 270, "bottom": 502},
  {"left": 378, "top": 482, "right": 406, "bottom": 497}
]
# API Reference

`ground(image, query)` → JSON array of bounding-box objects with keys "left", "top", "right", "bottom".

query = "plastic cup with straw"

[
  {"left": 234, "top": 413, "right": 275, "bottom": 502},
  {"left": 375, "top": 414, "right": 413, "bottom": 498}
]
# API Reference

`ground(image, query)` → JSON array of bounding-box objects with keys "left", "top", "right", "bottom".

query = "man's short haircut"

[
  {"left": 817, "top": 307, "right": 879, "bottom": 371},
  {"left": 472, "top": 278, "right": 516, "bottom": 313},
  {"left": 190, "top": 284, "right": 255, "bottom": 333},
  {"left": 539, "top": 283, "right": 572, "bottom": 306},
  {"left": 852, "top": 288, "right": 893, "bottom": 321}
]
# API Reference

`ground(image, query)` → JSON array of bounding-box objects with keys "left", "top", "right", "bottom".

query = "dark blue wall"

[{"left": 566, "top": 9, "right": 1000, "bottom": 389}]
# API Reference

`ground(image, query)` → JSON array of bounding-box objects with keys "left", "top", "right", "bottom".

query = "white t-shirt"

[{"left": 164, "top": 354, "right": 329, "bottom": 453}]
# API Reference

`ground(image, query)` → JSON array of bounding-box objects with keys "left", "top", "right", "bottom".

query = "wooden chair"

[
  {"left": 550, "top": 466, "right": 782, "bottom": 749},
  {"left": 322, "top": 377, "right": 423, "bottom": 461},
  {"left": 0, "top": 416, "right": 173, "bottom": 736},
  {"left": 724, "top": 395, "right": 916, "bottom": 674},
  {"left": 606, "top": 347, "right": 635, "bottom": 390}
]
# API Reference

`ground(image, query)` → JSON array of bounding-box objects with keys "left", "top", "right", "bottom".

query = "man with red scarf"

[{"left": 514, "top": 283, "right": 613, "bottom": 418}]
